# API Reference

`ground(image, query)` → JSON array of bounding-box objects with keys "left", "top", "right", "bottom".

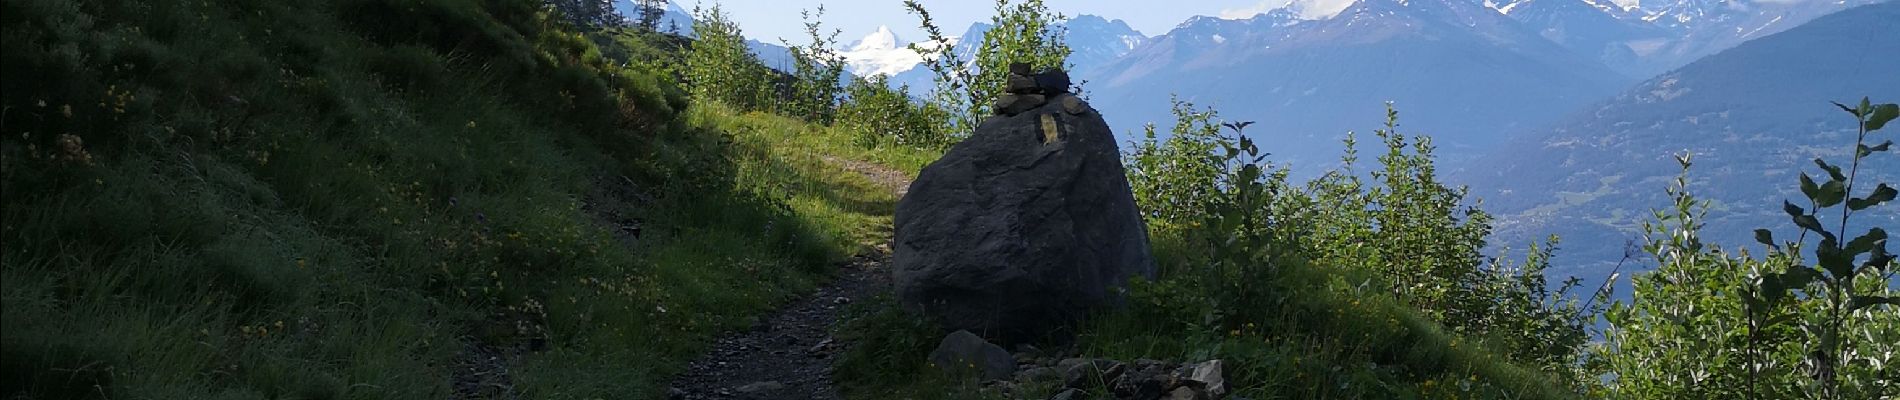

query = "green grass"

[
  {"left": 0, "top": 0, "right": 901, "bottom": 398},
  {"left": 835, "top": 233, "right": 1577, "bottom": 400}
]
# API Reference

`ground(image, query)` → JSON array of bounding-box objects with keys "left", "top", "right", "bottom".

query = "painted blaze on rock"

[{"left": 893, "top": 65, "right": 1157, "bottom": 343}]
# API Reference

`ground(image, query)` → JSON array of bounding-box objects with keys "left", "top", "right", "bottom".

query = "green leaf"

[
  {"left": 1794, "top": 214, "right": 1832, "bottom": 242},
  {"left": 1816, "top": 180, "right": 1847, "bottom": 207},
  {"left": 1784, "top": 201, "right": 1806, "bottom": 218},
  {"left": 1815, "top": 159, "right": 1846, "bottom": 182},
  {"left": 1757, "top": 273, "right": 1789, "bottom": 304},
  {"left": 1865, "top": 247, "right": 1894, "bottom": 273},
  {"left": 1860, "top": 140, "right": 1893, "bottom": 158},
  {"left": 1766, "top": 313, "right": 1801, "bottom": 328},
  {"left": 1848, "top": 295, "right": 1898, "bottom": 312},
  {"left": 1783, "top": 267, "right": 1821, "bottom": 288},
  {"left": 1819, "top": 243, "right": 1854, "bottom": 277},
  {"left": 1800, "top": 173, "right": 1820, "bottom": 200},
  {"left": 1755, "top": 229, "right": 1776, "bottom": 247},
  {"left": 1849, "top": 184, "right": 1897, "bottom": 211},
  {"left": 1834, "top": 101, "right": 1860, "bottom": 117},
  {"left": 1844, "top": 228, "right": 1886, "bottom": 257},
  {"left": 1869, "top": 103, "right": 1899, "bottom": 131}
]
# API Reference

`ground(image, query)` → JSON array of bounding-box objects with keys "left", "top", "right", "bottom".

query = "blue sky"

[{"left": 710, "top": 0, "right": 1282, "bottom": 45}]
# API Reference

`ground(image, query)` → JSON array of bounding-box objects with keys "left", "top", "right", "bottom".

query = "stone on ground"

[
  {"left": 1186, "top": 359, "right": 1227, "bottom": 399},
  {"left": 893, "top": 66, "right": 1156, "bottom": 343},
  {"left": 927, "top": 330, "right": 1017, "bottom": 381}
]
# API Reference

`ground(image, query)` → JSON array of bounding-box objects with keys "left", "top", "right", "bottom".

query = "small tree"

[
  {"left": 904, "top": 0, "right": 1071, "bottom": 139},
  {"left": 634, "top": 0, "right": 668, "bottom": 31},
  {"left": 546, "top": 0, "right": 623, "bottom": 30},
  {"left": 684, "top": 3, "right": 772, "bottom": 110},
  {"left": 781, "top": 6, "right": 848, "bottom": 124}
]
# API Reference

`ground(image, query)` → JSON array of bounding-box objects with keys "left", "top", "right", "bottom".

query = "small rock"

[
  {"left": 994, "top": 94, "right": 1047, "bottom": 116},
  {"left": 928, "top": 330, "right": 1017, "bottom": 381},
  {"left": 1111, "top": 362, "right": 1175, "bottom": 400},
  {"left": 1016, "top": 366, "right": 1060, "bottom": 383},
  {"left": 1048, "top": 388, "right": 1084, "bottom": 400},
  {"left": 1007, "top": 74, "right": 1040, "bottom": 93},
  {"left": 808, "top": 338, "right": 833, "bottom": 353},
  {"left": 833, "top": 296, "right": 851, "bottom": 305},
  {"left": 993, "top": 94, "right": 1025, "bottom": 115},
  {"left": 1186, "top": 360, "right": 1227, "bottom": 399},
  {"left": 1009, "top": 62, "right": 1034, "bottom": 75},
  {"left": 1166, "top": 386, "right": 1203, "bottom": 400},
  {"left": 1058, "top": 94, "right": 1089, "bottom": 115},
  {"left": 734, "top": 381, "right": 784, "bottom": 395},
  {"left": 1032, "top": 70, "right": 1071, "bottom": 93},
  {"left": 1062, "top": 359, "right": 1125, "bottom": 389},
  {"left": 983, "top": 379, "right": 1019, "bottom": 395},
  {"left": 1015, "top": 343, "right": 1042, "bottom": 355},
  {"left": 667, "top": 387, "right": 686, "bottom": 399}
]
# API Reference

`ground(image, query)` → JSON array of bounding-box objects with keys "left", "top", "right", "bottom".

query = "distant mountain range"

[
  {"left": 1493, "top": 0, "right": 1884, "bottom": 76},
  {"left": 1084, "top": 0, "right": 1634, "bottom": 170},
  {"left": 1454, "top": 0, "right": 1900, "bottom": 285}
]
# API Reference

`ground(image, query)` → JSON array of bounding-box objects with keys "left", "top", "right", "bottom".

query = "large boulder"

[{"left": 893, "top": 65, "right": 1157, "bottom": 343}]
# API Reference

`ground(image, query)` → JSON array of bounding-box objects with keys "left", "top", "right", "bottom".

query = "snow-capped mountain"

[
  {"left": 838, "top": 26, "right": 937, "bottom": 78},
  {"left": 1490, "top": 0, "right": 1879, "bottom": 76},
  {"left": 835, "top": 15, "right": 1149, "bottom": 95},
  {"left": 1082, "top": 0, "right": 1630, "bottom": 171},
  {"left": 1491, "top": 0, "right": 1666, "bottom": 75}
]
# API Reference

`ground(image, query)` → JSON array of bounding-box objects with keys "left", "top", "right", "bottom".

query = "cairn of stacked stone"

[
  {"left": 992, "top": 62, "right": 1086, "bottom": 117},
  {"left": 895, "top": 62, "right": 1155, "bottom": 345}
]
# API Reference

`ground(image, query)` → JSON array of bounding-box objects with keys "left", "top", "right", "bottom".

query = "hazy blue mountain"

[
  {"left": 1630, "top": 0, "right": 1882, "bottom": 75},
  {"left": 1454, "top": 1, "right": 1900, "bottom": 286},
  {"left": 1058, "top": 15, "right": 1148, "bottom": 77},
  {"left": 1082, "top": 0, "right": 1631, "bottom": 171},
  {"left": 1491, "top": 0, "right": 1667, "bottom": 76},
  {"left": 1493, "top": 0, "right": 1882, "bottom": 77}
]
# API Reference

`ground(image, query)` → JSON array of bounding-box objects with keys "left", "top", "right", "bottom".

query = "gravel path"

[
  {"left": 665, "top": 250, "right": 890, "bottom": 400},
  {"left": 666, "top": 156, "right": 911, "bottom": 400}
]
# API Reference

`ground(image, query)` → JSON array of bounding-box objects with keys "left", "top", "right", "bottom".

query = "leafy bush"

[
  {"left": 683, "top": 3, "right": 774, "bottom": 111},
  {"left": 836, "top": 76, "right": 950, "bottom": 149},
  {"left": 1589, "top": 99, "right": 1899, "bottom": 400},
  {"left": 1115, "top": 98, "right": 1595, "bottom": 396}
]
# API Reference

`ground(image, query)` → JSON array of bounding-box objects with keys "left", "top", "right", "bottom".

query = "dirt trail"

[{"left": 666, "top": 157, "right": 912, "bottom": 400}]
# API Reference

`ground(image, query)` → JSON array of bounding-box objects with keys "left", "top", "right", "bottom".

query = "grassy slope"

[
  {"left": 0, "top": 0, "right": 899, "bottom": 398},
  {"left": 0, "top": 0, "right": 1574, "bottom": 398}
]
